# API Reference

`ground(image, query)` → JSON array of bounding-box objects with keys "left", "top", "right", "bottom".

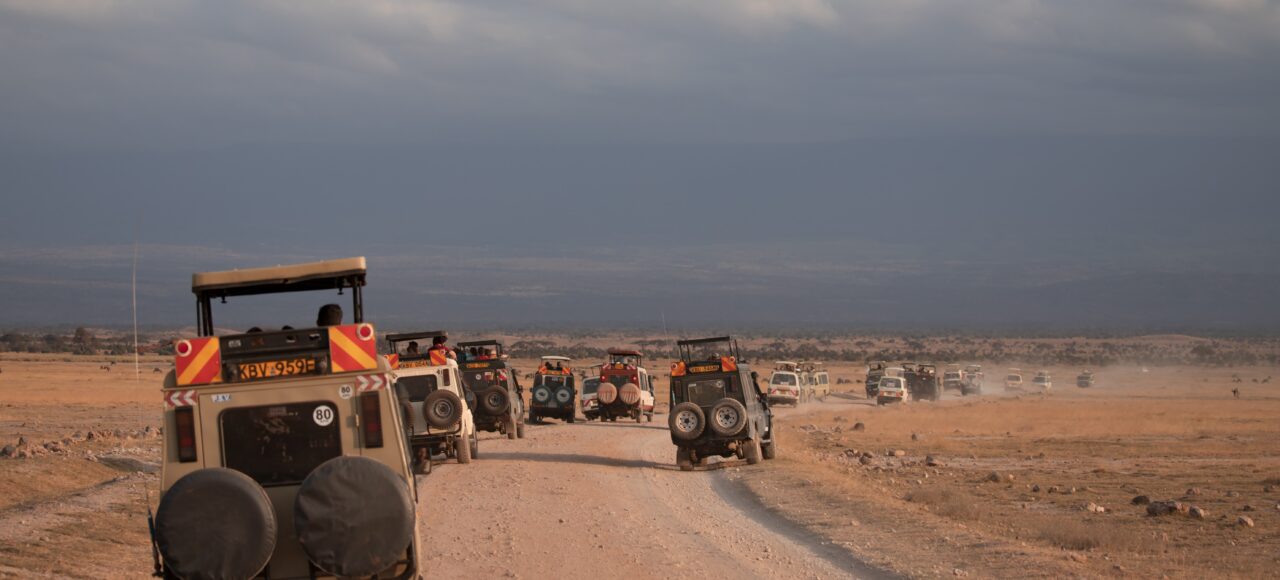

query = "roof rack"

[
  {"left": 386, "top": 330, "right": 448, "bottom": 343},
  {"left": 457, "top": 339, "right": 503, "bottom": 348}
]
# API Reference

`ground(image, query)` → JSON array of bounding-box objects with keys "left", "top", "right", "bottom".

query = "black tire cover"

[
  {"left": 668, "top": 402, "right": 705, "bottom": 441},
  {"left": 709, "top": 398, "right": 748, "bottom": 436},
  {"left": 479, "top": 386, "right": 510, "bottom": 415},
  {"left": 423, "top": 390, "right": 463, "bottom": 429},
  {"left": 294, "top": 456, "right": 414, "bottom": 577},
  {"left": 155, "top": 468, "right": 276, "bottom": 580}
]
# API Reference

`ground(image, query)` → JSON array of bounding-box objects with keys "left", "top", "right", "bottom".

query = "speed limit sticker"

[
  {"left": 338, "top": 384, "right": 354, "bottom": 400},
  {"left": 313, "top": 405, "right": 335, "bottom": 427}
]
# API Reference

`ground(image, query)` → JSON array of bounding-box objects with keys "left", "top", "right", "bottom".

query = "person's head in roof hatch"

[{"left": 316, "top": 303, "right": 343, "bottom": 327}]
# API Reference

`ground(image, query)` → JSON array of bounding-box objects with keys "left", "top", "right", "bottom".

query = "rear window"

[
  {"left": 1006, "top": 375, "right": 1021, "bottom": 381},
  {"left": 945, "top": 372, "right": 962, "bottom": 380},
  {"left": 220, "top": 401, "right": 342, "bottom": 487},
  {"left": 463, "top": 369, "right": 509, "bottom": 391},
  {"left": 581, "top": 378, "right": 600, "bottom": 395},
  {"left": 685, "top": 378, "right": 730, "bottom": 406},
  {"left": 771, "top": 373, "right": 797, "bottom": 385},
  {"left": 539, "top": 375, "right": 569, "bottom": 389},
  {"left": 396, "top": 374, "right": 437, "bottom": 401}
]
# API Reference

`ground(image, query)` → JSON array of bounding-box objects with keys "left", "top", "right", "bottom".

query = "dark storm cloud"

[
  {"left": 1, "top": 0, "right": 1278, "bottom": 148},
  {"left": 1, "top": 0, "right": 1278, "bottom": 329}
]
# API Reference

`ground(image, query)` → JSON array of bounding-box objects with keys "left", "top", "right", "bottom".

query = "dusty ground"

[{"left": 0, "top": 355, "right": 1276, "bottom": 578}]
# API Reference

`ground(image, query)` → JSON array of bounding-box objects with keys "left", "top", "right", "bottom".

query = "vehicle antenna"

[{"left": 132, "top": 240, "right": 140, "bottom": 381}]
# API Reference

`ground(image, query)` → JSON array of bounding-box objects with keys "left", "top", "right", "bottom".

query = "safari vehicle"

[
  {"left": 387, "top": 330, "right": 476, "bottom": 473},
  {"left": 877, "top": 376, "right": 909, "bottom": 405},
  {"left": 865, "top": 361, "right": 888, "bottom": 398},
  {"left": 151, "top": 257, "right": 422, "bottom": 580},
  {"left": 530, "top": 356, "right": 576, "bottom": 423},
  {"left": 1076, "top": 370, "right": 1095, "bottom": 388},
  {"left": 767, "top": 361, "right": 803, "bottom": 406},
  {"left": 907, "top": 363, "right": 941, "bottom": 401},
  {"left": 668, "top": 336, "right": 775, "bottom": 470},
  {"left": 457, "top": 339, "right": 526, "bottom": 439},
  {"left": 1005, "top": 368, "right": 1024, "bottom": 390},
  {"left": 962, "top": 364, "right": 985, "bottom": 396},
  {"left": 1033, "top": 370, "right": 1053, "bottom": 391},
  {"left": 809, "top": 362, "right": 831, "bottom": 400},
  {"left": 580, "top": 364, "right": 603, "bottom": 421},
  {"left": 596, "top": 348, "right": 656, "bottom": 423},
  {"left": 942, "top": 365, "right": 964, "bottom": 392}
]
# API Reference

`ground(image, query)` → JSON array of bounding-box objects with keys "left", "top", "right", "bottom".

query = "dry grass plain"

[
  {"left": 730, "top": 364, "right": 1280, "bottom": 578},
  {"left": 0, "top": 353, "right": 1277, "bottom": 578}
]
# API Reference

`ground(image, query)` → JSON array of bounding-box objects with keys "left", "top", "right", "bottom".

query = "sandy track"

[{"left": 416, "top": 413, "right": 886, "bottom": 579}]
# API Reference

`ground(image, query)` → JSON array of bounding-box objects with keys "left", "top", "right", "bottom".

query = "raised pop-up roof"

[{"left": 192, "top": 257, "right": 367, "bottom": 296}]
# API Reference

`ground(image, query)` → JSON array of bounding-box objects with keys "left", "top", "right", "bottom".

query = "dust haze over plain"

[{"left": 0, "top": 1, "right": 1278, "bottom": 331}]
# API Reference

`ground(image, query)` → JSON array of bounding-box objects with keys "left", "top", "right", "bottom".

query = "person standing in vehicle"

[{"left": 428, "top": 335, "right": 456, "bottom": 360}]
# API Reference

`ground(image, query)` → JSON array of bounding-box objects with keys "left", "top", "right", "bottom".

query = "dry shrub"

[
  {"left": 906, "top": 487, "right": 984, "bottom": 522},
  {"left": 1030, "top": 518, "right": 1146, "bottom": 552},
  {"left": 1261, "top": 477, "right": 1280, "bottom": 486}
]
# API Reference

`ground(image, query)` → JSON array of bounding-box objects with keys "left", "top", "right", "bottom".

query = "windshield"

[
  {"left": 462, "top": 369, "right": 509, "bottom": 391},
  {"left": 771, "top": 373, "right": 797, "bottom": 386}
]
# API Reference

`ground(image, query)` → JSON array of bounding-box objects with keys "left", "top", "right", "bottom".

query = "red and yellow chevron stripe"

[
  {"left": 328, "top": 323, "right": 378, "bottom": 373},
  {"left": 175, "top": 337, "right": 223, "bottom": 386},
  {"left": 429, "top": 349, "right": 448, "bottom": 366},
  {"left": 386, "top": 354, "right": 400, "bottom": 369}
]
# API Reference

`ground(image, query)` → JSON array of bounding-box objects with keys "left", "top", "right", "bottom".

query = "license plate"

[
  {"left": 690, "top": 364, "right": 720, "bottom": 373},
  {"left": 399, "top": 359, "right": 430, "bottom": 368},
  {"left": 238, "top": 357, "right": 316, "bottom": 381},
  {"left": 466, "top": 362, "right": 490, "bottom": 369}
]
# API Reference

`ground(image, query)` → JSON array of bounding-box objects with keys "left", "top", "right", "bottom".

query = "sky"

[{"left": 1, "top": 1, "right": 1278, "bottom": 331}]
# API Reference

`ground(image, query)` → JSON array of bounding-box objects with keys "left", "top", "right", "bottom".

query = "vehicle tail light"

[
  {"left": 174, "top": 407, "right": 197, "bottom": 463},
  {"left": 671, "top": 362, "right": 687, "bottom": 377},
  {"left": 329, "top": 324, "right": 379, "bottom": 373},
  {"left": 360, "top": 392, "right": 384, "bottom": 448}
]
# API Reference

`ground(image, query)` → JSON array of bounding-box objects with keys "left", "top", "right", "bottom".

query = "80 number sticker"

[{"left": 313, "top": 405, "right": 335, "bottom": 427}]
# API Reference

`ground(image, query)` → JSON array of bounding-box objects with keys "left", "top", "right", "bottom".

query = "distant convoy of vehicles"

[{"left": 150, "top": 255, "right": 1101, "bottom": 577}]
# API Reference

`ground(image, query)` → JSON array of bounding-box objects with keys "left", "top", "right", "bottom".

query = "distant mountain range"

[{"left": 2, "top": 244, "right": 1277, "bottom": 333}]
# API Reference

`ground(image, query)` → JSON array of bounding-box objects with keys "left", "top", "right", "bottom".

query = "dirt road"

[{"left": 417, "top": 409, "right": 888, "bottom": 579}]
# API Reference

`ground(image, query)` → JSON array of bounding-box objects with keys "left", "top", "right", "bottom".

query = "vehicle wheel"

[
  {"left": 568, "top": 414, "right": 576, "bottom": 424},
  {"left": 743, "top": 434, "right": 761, "bottom": 465},
  {"left": 528, "top": 413, "right": 539, "bottom": 424},
  {"left": 479, "top": 387, "right": 511, "bottom": 415},
  {"left": 469, "top": 429, "right": 478, "bottom": 458},
  {"left": 634, "top": 411, "right": 642, "bottom": 424},
  {"left": 154, "top": 468, "right": 276, "bottom": 580},
  {"left": 646, "top": 412, "right": 653, "bottom": 423},
  {"left": 455, "top": 433, "right": 472, "bottom": 464},
  {"left": 668, "top": 402, "right": 706, "bottom": 441},
  {"left": 422, "top": 390, "right": 463, "bottom": 429},
  {"left": 597, "top": 383, "right": 618, "bottom": 405},
  {"left": 294, "top": 457, "right": 415, "bottom": 577},
  {"left": 762, "top": 438, "right": 777, "bottom": 460},
  {"left": 708, "top": 399, "right": 748, "bottom": 437},
  {"left": 516, "top": 417, "right": 526, "bottom": 439},
  {"left": 676, "top": 448, "right": 693, "bottom": 471},
  {"left": 506, "top": 417, "right": 517, "bottom": 440}
]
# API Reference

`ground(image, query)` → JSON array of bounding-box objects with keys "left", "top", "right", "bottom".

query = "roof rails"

[
  {"left": 606, "top": 348, "right": 643, "bottom": 356},
  {"left": 457, "top": 339, "right": 503, "bottom": 348},
  {"left": 385, "top": 330, "right": 448, "bottom": 343},
  {"left": 676, "top": 336, "right": 732, "bottom": 346},
  {"left": 541, "top": 355, "right": 572, "bottom": 362}
]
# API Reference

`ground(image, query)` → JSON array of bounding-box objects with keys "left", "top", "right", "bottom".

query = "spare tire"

[
  {"left": 597, "top": 383, "right": 618, "bottom": 405},
  {"left": 669, "top": 402, "right": 705, "bottom": 441},
  {"left": 294, "top": 456, "right": 414, "bottom": 577},
  {"left": 478, "top": 386, "right": 510, "bottom": 415},
  {"left": 554, "top": 388, "right": 573, "bottom": 404},
  {"left": 708, "top": 398, "right": 748, "bottom": 437},
  {"left": 423, "top": 390, "right": 463, "bottom": 429},
  {"left": 155, "top": 468, "right": 276, "bottom": 580},
  {"left": 533, "top": 387, "right": 551, "bottom": 403},
  {"left": 619, "top": 383, "right": 641, "bottom": 406}
]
